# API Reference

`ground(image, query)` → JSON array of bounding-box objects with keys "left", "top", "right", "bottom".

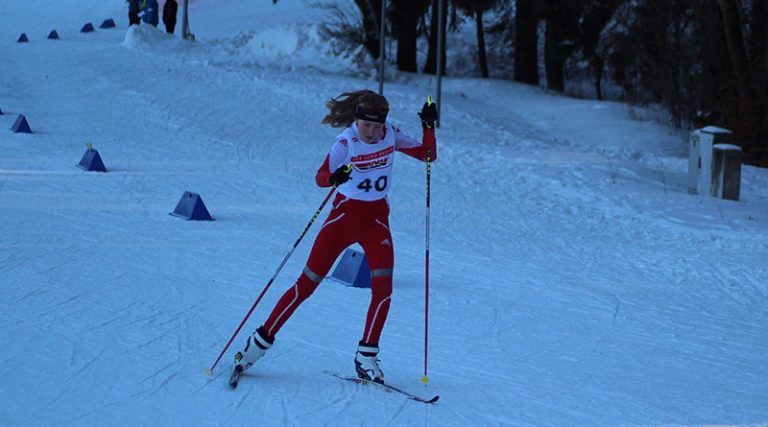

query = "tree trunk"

[
  {"left": 714, "top": 0, "right": 752, "bottom": 106},
  {"left": 594, "top": 56, "right": 604, "bottom": 101},
  {"left": 393, "top": 0, "right": 422, "bottom": 72},
  {"left": 354, "top": 0, "right": 382, "bottom": 59},
  {"left": 543, "top": 0, "right": 568, "bottom": 92},
  {"left": 514, "top": 0, "right": 539, "bottom": 85},
  {"left": 424, "top": 0, "right": 447, "bottom": 75},
  {"left": 580, "top": 0, "right": 621, "bottom": 99},
  {"left": 544, "top": 23, "right": 565, "bottom": 91},
  {"left": 752, "top": 0, "right": 767, "bottom": 83},
  {"left": 475, "top": 5, "right": 489, "bottom": 78}
]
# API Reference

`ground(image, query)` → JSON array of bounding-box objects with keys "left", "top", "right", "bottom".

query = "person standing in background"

[
  {"left": 163, "top": 0, "right": 178, "bottom": 34},
  {"left": 140, "top": 0, "right": 159, "bottom": 27},
  {"left": 128, "top": 0, "right": 141, "bottom": 26}
]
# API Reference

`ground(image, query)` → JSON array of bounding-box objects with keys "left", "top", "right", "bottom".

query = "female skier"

[{"left": 233, "top": 90, "right": 438, "bottom": 383}]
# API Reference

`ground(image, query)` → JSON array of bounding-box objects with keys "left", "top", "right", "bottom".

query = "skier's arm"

[
  {"left": 395, "top": 99, "right": 438, "bottom": 162},
  {"left": 315, "top": 155, "right": 333, "bottom": 187},
  {"left": 395, "top": 126, "right": 437, "bottom": 162},
  {"left": 315, "top": 137, "right": 349, "bottom": 187}
]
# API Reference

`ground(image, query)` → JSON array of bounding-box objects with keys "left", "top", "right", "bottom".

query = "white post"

[
  {"left": 688, "top": 126, "right": 735, "bottom": 197},
  {"left": 688, "top": 129, "right": 702, "bottom": 194},
  {"left": 712, "top": 144, "right": 742, "bottom": 201},
  {"left": 697, "top": 132, "right": 714, "bottom": 196}
]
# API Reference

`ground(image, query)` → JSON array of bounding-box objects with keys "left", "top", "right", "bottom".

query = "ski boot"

[
  {"left": 354, "top": 341, "right": 384, "bottom": 384},
  {"left": 230, "top": 327, "right": 274, "bottom": 388},
  {"left": 234, "top": 326, "right": 274, "bottom": 371}
]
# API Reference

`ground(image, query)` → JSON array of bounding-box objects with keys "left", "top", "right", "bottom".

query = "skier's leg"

[
  {"left": 358, "top": 219, "right": 394, "bottom": 346},
  {"left": 354, "top": 218, "right": 394, "bottom": 382},
  {"left": 261, "top": 206, "right": 354, "bottom": 337},
  {"left": 234, "top": 205, "right": 354, "bottom": 371}
]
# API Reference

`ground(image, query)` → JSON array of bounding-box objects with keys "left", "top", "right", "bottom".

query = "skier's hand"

[
  {"left": 329, "top": 164, "right": 353, "bottom": 187},
  {"left": 418, "top": 97, "right": 438, "bottom": 129}
]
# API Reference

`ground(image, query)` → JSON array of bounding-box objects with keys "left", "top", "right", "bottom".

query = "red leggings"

[{"left": 262, "top": 194, "right": 394, "bottom": 345}]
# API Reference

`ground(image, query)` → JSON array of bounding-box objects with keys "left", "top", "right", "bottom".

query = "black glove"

[
  {"left": 418, "top": 98, "right": 438, "bottom": 129},
  {"left": 329, "top": 164, "right": 352, "bottom": 186}
]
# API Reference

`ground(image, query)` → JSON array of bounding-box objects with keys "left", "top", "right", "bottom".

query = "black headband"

[{"left": 354, "top": 104, "right": 388, "bottom": 123}]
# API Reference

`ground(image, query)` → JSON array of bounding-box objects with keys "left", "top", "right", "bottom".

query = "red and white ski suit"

[{"left": 261, "top": 122, "right": 437, "bottom": 345}]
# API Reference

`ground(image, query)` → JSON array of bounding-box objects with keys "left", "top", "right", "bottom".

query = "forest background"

[{"left": 318, "top": 0, "right": 768, "bottom": 166}]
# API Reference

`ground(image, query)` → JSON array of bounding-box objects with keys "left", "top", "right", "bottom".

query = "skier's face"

[{"left": 356, "top": 119, "right": 384, "bottom": 144}]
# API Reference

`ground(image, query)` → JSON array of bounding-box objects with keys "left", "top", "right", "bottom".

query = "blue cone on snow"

[
  {"left": 17, "top": 33, "right": 29, "bottom": 43},
  {"left": 77, "top": 147, "right": 107, "bottom": 172},
  {"left": 330, "top": 249, "right": 371, "bottom": 288},
  {"left": 170, "top": 192, "right": 214, "bottom": 221},
  {"left": 80, "top": 23, "right": 95, "bottom": 33},
  {"left": 48, "top": 30, "right": 60, "bottom": 40},
  {"left": 99, "top": 19, "right": 116, "bottom": 29},
  {"left": 11, "top": 114, "right": 32, "bottom": 133}
]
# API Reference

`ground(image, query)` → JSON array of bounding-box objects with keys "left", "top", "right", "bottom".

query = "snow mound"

[
  {"left": 247, "top": 24, "right": 372, "bottom": 75},
  {"left": 122, "top": 24, "right": 177, "bottom": 49}
]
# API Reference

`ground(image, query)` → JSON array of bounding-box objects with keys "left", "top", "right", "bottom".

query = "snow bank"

[
  {"left": 247, "top": 24, "right": 369, "bottom": 75},
  {"left": 122, "top": 24, "right": 179, "bottom": 50}
]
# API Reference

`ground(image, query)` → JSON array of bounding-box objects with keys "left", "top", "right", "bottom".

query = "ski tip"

[{"left": 427, "top": 395, "right": 440, "bottom": 404}]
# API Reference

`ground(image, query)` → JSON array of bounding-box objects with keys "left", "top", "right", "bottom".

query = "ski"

[
  {"left": 325, "top": 371, "right": 439, "bottom": 404},
  {"left": 228, "top": 365, "right": 243, "bottom": 389}
]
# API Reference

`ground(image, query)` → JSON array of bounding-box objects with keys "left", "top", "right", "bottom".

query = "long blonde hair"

[{"left": 321, "top": 90, "right": 389, "bottom": 128}]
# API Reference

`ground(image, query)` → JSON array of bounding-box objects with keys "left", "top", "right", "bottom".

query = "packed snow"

[{"left": 1, "top": 1, "right": 767, "bottom": 426}]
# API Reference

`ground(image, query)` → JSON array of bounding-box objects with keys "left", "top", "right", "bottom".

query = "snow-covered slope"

[{"left": 1, "top": 1, "right": 767, "bottom": 426}]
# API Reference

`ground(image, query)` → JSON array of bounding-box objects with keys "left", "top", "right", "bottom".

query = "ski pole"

[
  {"left": 205, "top": 180, "right": 342, "bottom": 375},
  {"left": 420, "top": 116, "right": 433, "bottom": 386},
  {"left": 420, "top": 151, "right": 432, "bottom": 385}
]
